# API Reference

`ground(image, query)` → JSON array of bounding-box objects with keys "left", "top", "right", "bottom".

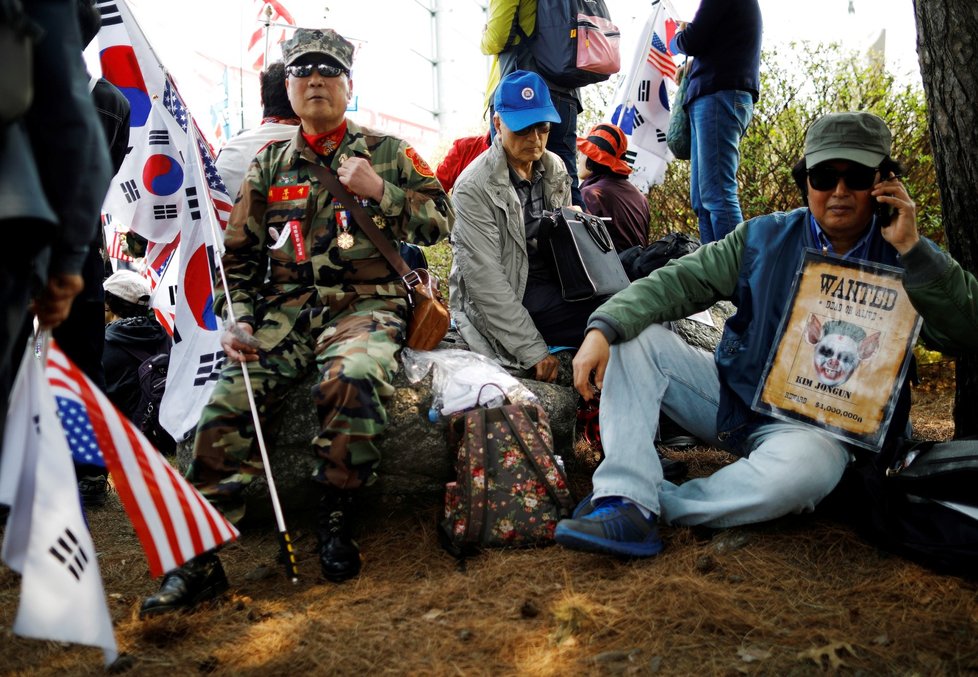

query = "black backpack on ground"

[
  {"left": 822, "top": 438, "right": 978, "bottom": 579},
  {"left": 118, "top": 343, "right": 176, "bottom": 455},
  {"left": 619, "top": 232, "right": 702, "bottom": 281},
  {"left": 135, "top": 351, "right": 176, "bottom": 455}
]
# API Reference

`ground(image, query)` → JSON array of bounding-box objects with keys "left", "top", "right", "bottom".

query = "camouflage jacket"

[{"left": 216, "top": 119, "right": 453, "bottom": 348}]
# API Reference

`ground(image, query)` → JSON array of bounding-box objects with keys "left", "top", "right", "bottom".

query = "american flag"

[
  {"left": 46, "top": 342, "right": 238, "bottom": 578},
  {"left": 248, "top": 0, "right": 296, "bottom": 71},
  {"left": 146, "top": 236, "right": 180, "bottom": 336},
  {"left": 647, "top": 30, "right": 677, "bottom": 82},
  {"left": 162, "top": 77, "right": 233, "bottom": 229}
]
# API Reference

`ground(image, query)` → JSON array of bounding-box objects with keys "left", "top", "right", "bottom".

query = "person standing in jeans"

[{"left": 670, "top": 0, "right": 762, "bottom": 243}]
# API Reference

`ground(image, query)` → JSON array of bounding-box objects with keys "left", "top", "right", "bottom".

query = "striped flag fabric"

[
  {"left": 146, "top": 236, "right": 180, "bottom": 336},
  {"left": 1, "top": 341, "right": 117, "bottom": 665},
  {"left": 247, "top": 0, "right": 296, "bottom": 71},
  {"left": 647, "top": 29, "right": 678, "bottom": 82},
  {"left": 103, "top": 214, "right": 134, "bottom": 265},
  {"left": 161, "top": 75, "right": 233, "bottom": 230},
  {"left": 46, "top": 342, "right": 238, "bottom": 579}
]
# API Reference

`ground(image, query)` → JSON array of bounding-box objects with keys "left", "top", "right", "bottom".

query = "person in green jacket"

[{"left": 554, "top": 112, "right": 978, "bottom": 558}]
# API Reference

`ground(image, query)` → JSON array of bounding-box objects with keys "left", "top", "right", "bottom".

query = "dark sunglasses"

[
  {"left": 285, "top": 63, "right": 348, "bottom": 79},
  {"left": 807, "top": 164, "right": 878, "bottom": 191},
  {"left": 513, "top": 122, "right": 552, "bottom": 137}
]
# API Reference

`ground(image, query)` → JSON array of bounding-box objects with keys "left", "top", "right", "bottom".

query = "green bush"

[
  {"left": 650, "top": 42, "right": 940, "bottom": 244},
  {"left": 426, "top": 42, "right": 940, "bottom": 292}
]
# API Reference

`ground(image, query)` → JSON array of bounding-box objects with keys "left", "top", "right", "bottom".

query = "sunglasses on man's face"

[
  {"left": 285, "top": 63, "right": 348, "bottom": 79},
  {"left": 513, "top": 122, "right": 552, "bottom": 137},
  {"left": 807, "top": 164, "right": 878, "bottom": 191}
]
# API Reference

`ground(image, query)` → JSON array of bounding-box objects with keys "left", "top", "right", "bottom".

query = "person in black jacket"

[
  {"left": 101, "top": 270, "right": 170, "bottom": 421},
  {"left": 59, "top": 0, "right": 132, "bottom": 507},
  {"left": 0, "top": 0, "right": 112, "bottom": 457}
]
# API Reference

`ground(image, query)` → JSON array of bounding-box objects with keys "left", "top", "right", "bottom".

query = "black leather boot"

[
  {"left": 139, "top": 552, "right": 229, "bottom": 618},
  {"left": 316, "top": 489, "right": 362, "bottom": 582}
]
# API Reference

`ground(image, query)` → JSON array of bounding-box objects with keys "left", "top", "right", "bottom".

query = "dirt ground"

[{"left": 1, "top": 362, "right": 976, "bottom": 676}]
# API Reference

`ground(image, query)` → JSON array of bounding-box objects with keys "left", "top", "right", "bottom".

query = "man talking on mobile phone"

[{"left": 554, "top": 111, "right": 978, "bottom": 562}]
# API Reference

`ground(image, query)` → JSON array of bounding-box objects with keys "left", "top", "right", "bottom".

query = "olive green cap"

[{"left": 804, "top": 112, "right": 892, "bottom": 168}]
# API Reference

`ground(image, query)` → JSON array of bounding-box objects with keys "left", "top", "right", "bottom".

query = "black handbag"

[
  {"left": 545, "top": 207, "right": 631, "bottom": 302},
  {"left": 885, "top": 439, "right": 978, "bottom": 506}
]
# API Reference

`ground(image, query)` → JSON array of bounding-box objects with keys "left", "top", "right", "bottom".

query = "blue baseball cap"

[{"left": 494, "top": 70, "right": 561, "bottom": 132}]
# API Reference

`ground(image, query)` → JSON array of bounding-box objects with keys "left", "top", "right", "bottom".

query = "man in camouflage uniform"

[{"left": 141, "top": 28, "right": 452, "bottom": 616}]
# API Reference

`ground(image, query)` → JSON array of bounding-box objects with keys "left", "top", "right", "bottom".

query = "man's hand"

[
  {"left": 572, "top": 329, "right": 610, "bottom": 401},
  {"left": 533, "top": 354, "right": 560, "bottom": 383},
  {"left": 221, "top": 321, "right": 260, "bottom": 363},
  {"left": 31, "top": 273, "right": 84, "bottom": 329},
  {"left": 873, "top": 173, "right": 919, "bottom": 255},
  {"left": 337, "top": 157, "right": 385, "bottom": 203}
]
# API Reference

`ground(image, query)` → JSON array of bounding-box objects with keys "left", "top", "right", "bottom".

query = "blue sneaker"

[
  {"left": 571, "top": 491, "right": 595, "bottom": 519},
  {"left": 555, "top": 498, "right": 663, "bottom": 557}
]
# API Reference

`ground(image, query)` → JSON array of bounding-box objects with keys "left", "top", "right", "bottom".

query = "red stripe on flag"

[
  {"left": 647, "top": 49, "right": 677, "bottom": 81},
  {"left": 48, "top": 369, "right": 165, "bottom": 576},
  {"left": 47, "top": 343, "right": 238, "bottom": 578}
]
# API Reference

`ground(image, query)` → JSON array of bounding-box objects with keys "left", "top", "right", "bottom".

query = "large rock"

[
  {"left": 175, "top": 333, "right": 579, "bottom": 519},
  {"left": 175, "top": 304, "right": 733, "bottom": 521}
]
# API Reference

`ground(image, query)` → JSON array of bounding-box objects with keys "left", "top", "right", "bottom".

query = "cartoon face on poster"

[{"left": 753, "top": 251, "right": 922, "bottom": 450}]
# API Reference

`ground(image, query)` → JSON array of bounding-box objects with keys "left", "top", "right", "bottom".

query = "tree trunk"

[{"left": 914, "top": 0, "right": 978, "bottom": 437}]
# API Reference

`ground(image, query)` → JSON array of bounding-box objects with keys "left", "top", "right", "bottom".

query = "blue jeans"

[
  {"left": 547, "top": 91, "right": 582, "bottom": 208},
  {"left": 590, "top": 324, "right": 851, "bottom": 528},
  {"left": 688, "top": 90, "right": 753, "bottom": 243}
]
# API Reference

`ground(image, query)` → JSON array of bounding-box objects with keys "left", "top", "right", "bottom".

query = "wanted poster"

[{"left": 753, "top": 250, "right": 922, "bottom": 450}]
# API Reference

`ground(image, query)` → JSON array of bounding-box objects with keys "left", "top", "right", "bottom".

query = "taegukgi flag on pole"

[
  {"left": 46, "top": 341, "right": 239, "bottom": 579},
  {"left": 607, "top": 0, "right": 682, "bottom": 192},
  {"left": 94, "top": 0, "right": 232, "bottom": 438},
  {"left": 157, "top": 120, "right": 227, "bottom": 443},
  {"left": 105, "top": 98, "right": 189, "bottom": 244},
  {"left": 0, "top": 339, "right": 117, "bottom": 666},
  {"left": 95, "top": 0, "right": 233, "bottom": 243}
]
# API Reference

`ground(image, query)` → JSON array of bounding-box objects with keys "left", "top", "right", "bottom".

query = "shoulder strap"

[
  {"left": 305, "top": 163, "right": 411, "bottom": 278},
  {"left": 466, "top": 408, "right": 488, "bottom": 542},
  {"left": 499, "top": 405, "right": 575, "bottom": 513},
  {"left": 116, "top": 343, "right": 156, "bottom": 366},
  {"left": 503, "top": 1, "right": 528, "bottom": 51}
]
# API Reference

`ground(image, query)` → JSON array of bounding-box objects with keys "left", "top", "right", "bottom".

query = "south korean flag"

[{"left": 105, "top": 99, "right": 188, "bottom": 245}]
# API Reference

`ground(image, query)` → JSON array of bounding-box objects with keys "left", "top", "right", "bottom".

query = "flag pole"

[
  {"left": 261, "top": 4, "right": 272, "bottom": 71},
  {"left": 186, "top": 118, "right": 300, "bottom": 584}
]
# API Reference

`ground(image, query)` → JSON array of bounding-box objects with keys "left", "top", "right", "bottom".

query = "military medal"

[{"left": 335, "top": 205, "right": 354, "bottom": 249}]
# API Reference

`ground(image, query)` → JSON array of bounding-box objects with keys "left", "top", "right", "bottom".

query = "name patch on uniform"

[
  {"left": 288, "top": 219, "right": 307, "bottom": 262},
  {"left": 268, "top": 184, "right": 310, "bottom": 202}
]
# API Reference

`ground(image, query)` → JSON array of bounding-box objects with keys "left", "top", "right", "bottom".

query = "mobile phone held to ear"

[
  {"left": 876, "top": 171, "right": 901, "bottom": 227},
  {"left": 876, "top": 199, "right": 894, "bottom": 227}
]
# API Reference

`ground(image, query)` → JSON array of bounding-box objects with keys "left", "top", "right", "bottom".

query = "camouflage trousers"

[{"left": 190, "top": 297, "right": 405, "bottom": 520}]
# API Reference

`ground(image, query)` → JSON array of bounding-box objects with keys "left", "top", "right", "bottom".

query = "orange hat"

[{"left": 576, "top": 123, "right": 632, "bottom": 175}]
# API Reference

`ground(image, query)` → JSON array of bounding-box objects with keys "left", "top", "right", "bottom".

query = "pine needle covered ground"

[{"left": 1, "top": 363, "right": 976, "bottom": 676}]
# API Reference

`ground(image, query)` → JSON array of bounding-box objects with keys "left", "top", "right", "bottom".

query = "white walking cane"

[{"left": 195, "top": 133, "right": 299, "bottom": 584}]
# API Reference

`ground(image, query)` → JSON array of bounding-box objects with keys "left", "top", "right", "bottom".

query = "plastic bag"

[{"left": 402, "top": 348, "right": 538, "bottom": 417}]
